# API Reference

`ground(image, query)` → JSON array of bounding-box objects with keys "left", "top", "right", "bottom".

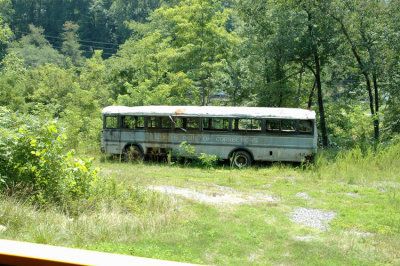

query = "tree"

[
  {"left": 0, "top": 10, "right": 12, "bottom": 60},
  {"left": 382, "top": 0, "right": 400, "bottom": 136},
  {"left": 324, "top": 0, "right": 389, "bottom": 142},
  {"left": 295, "top": 0, "right": 339, "bottom": 148},
  {"left": 61, "top": 21, "right": 83, "bottom": 66},
  {"left": 111, "top": 0, "right": 239, "bottom": 106},
  {"left": 108, "top": 0, "right": 163, "bottom": 43},
  {"left": 237, "top": 0, "right": 338, "bottom": 147},
  {"left": 8, "top": 24, "right": 65, "bottom": 68},
  {"left": 0, "top": 53, "right": 27, "bottom": 110},
  {"left": 237, "top": 0, "right": 296, "bottom": 107}
]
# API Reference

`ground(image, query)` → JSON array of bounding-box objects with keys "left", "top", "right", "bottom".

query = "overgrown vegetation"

[
  {"left": 0, "top": 108, "right": 97, "bottom": 206},
  {"left": 175, "top": 141, "right": 220, "bottom": 168},
  {"left": 0, "top": 0, "right": 399, "bottom": 149},
  {"left": 1, "top": 144, "right": 399, "bottom": 264},
  {"left": 0, "top": 108, "right": 169, "bottom": 217},
  {"left": 0, "top": 0, "right": 400, "bottom": 264}
]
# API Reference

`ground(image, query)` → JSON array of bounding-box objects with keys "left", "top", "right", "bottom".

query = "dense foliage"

[
  {"left": 0, "top": 0, "right": 398, "bottom": 150},
  {"left": 0, "top": 108, "right": 98, "bottom": 206},
  {"left": 0, "top": 2, "right": 399, "bottom": 262}
]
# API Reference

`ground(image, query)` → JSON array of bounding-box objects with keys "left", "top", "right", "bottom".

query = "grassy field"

[{"left": 1, "top": 147, "right": 400, "bottom": 265}]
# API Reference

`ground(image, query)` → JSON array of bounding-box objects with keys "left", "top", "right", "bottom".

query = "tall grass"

[
  {"left": 0, "top": 192, "right": 178, "bottom": 247},
  {"left": 311, "top": 141, "right": 400, "bottom": 184}
]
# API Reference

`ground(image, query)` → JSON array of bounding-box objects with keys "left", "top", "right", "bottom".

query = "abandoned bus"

[{"left": 101, "top": 106, "right": 317, "bottom": 167}]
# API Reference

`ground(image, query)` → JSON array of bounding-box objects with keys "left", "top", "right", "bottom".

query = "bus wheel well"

[
  {"left": 229, "top": 149, "right": 253, "bottom": 168},
  {"left": 123, "top": 143, "right": 143, "bottom": 153},
  {"left": 122, "top": 144, "right": 144, "bottom": 161},
  {"left": 229, "top": 148, "right": 254, "bottom": 161}
]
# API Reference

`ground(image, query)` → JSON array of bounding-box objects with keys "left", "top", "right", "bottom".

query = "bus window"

[
  {"left": 299, "top": 120, "right": 313, "bottom": 134},
  {"left": 174, "top": 117, "right": 184, "bottom": 129},
  {"left": 281, "top": 120, "right": 296, "bottom": 133},
  {"left": 203, "top": 118, "right": 229, "bottom": 131},
  {"left": 147, "top": 117, "right": 159, "bottom": 128},
  {"left": 173, "top": 117, "right": 200, "bottom": 131},
  {"left": 136, "top": 116, "right": 145, "bottom": 128},
  {"left": 202, "top": 118, "right": 211, "bottom": 130},
  {"left": 105, "top": 116, "right": 118, "bottom": 129},
  {"left": 161, "top": 117, "right": 173, "bottom": 129},
  {"left": 186, "top": 118, "right": 200, "bottom": 130},
  {"left": 122, "top": 116, "right": 135, "bottom": 129},
  {"left": 237, "top": 119, "right": 261, "bottom": 132},
  {"left": 266, "top": 120, "right": 280, "bottom": 133}
]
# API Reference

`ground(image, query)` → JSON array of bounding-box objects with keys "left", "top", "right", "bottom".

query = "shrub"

[
  {"left": 0, "top": 107, "right": 98, "bottom": 206},
  {"left": 177, "top": 141, "right": 196, "bottom": 165},
  {"left": 198, "top": 153, "right": 219, "bottom": 168}
]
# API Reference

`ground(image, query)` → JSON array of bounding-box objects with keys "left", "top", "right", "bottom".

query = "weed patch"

[{"left": 2, "top": 142, "right": 400, "bottom": 264}]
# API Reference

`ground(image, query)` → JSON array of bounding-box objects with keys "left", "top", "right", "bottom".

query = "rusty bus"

[{"left": 101, "top": 106, "right": 317, "bottom": 167}]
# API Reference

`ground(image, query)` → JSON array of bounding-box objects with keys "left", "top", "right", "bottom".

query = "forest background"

[
  {"left": 0, "top": 0, "right": 399, "bottom": 150},
  {"left": 0, "top": 1, "right": 400, "bottom": 264}
]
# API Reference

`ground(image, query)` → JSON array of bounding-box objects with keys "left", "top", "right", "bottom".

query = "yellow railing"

[{"left": 0, "top": 239, "right": 200, "bottom": 266}]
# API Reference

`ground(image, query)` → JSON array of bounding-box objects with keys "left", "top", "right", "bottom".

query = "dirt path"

[{"left": 151, "top": 185, "right": 279, "bottom": 205}]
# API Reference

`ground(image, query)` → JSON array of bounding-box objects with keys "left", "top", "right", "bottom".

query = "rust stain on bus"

[{"left": 174, "top": 108, "right": 186, "bottom": 115}]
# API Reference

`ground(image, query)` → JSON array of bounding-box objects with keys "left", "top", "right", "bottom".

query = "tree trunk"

[
  {"left": 275, "top": 57, "right": 283, "bottom": 107},
  {"left": 361, "top": 30, "right": 380, "bottom": 142},
  {"left": 314, "top": 52, "right": 328, "bottom": 147},
  {"left": 296, "top": 65, "right": 304, "bottom": 108},
  {"left": 331, "top": 14, "right": 379, "bottom": 142},
  {"left": 307, "top": 10, "right": 328, "bottom": 147},
  {"left": 201, "top": 77, "right": 206, "bottom": 106},
  {"left": 372, "top": 74, "right": 379, "bottom": 140},
  {"left": 308, "top": 79, "right": 316, "bottom": 109}
]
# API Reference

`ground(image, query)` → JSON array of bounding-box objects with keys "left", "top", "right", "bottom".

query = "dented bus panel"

[{"left": 101, "top": 106, "right": 317, "bottom": 166}]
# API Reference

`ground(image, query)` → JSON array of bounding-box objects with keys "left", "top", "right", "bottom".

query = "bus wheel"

[
  {"left": 123, "top": 145, "right": 143, "bottom": 162},
  {"left": 233, "top": 151, "right": 252, "bottom": 168}
]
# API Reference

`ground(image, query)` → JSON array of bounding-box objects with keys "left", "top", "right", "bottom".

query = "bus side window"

[
  {"left": 147, "top": 117, "right": 159, "bottom": 129},
  {"left": 186, "top": 118, "right": 200, "bottom": 130},
  {"left": 202, "top": 118, "right": 211, "bottom": 130},
  {"left": 203, "top": 118, "right": 229, "bottom": 131},
  {"left": 136, "top": 116, "right": 145, "bottom": 128},
  {"left": 105, "top": 116, "right": 118, "bottom": 129},
  {"left": 123, "top": 116, "right": 135, "bottom": 129},
  {"left": 238, "top": 119, "right": 261, "bottom": 132},
  {"left": 298, "top": 120, "right": 312, "bottom": 134},
  {"left": 174, "top": 117, "right": 184, "bottom": 130},
  {"left": 174, "top": 117, "right": 200, "bottom": 131},
  {"left": 266, "top": 120, "right": 280, "bottom": 133},
  {"left": 281, "top": 120, "right": 296, "bottom": 133},
  {"left": 161, "top": 116, "right": 173, "bottom": 129}
]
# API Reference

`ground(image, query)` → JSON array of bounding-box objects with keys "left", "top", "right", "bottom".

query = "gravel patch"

[
  {"left": 344, "top": 192, "right": 359, "bottom": 197},
  {"left": 100, "top": 169, "right": 121, "bottom": 174},
  {"left": 214, "top": 185, "right": 234, "bottom": 192},
  {"left": 346, "top": 230, "right": 375, "bottom": 237},
  {"left": 290, "top": 208, "right": 337, "bottom": 231},
  {"left": 295, "top": 192, "right": 311, "bottom": 200},
  {"left": 295, "top": 235, "right": 315, "bottom": 242},
  {"left": 151, "top": 185, "right": 279, "bottom": 205}
]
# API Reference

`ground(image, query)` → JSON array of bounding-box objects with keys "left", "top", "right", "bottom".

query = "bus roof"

[{"left": 101, "top": 106, "right": 316, "bottom": 120}]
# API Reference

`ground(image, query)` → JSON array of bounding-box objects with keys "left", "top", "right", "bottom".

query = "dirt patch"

[{"left": 151, "top": 185, "right": 279, "bottom": 205}]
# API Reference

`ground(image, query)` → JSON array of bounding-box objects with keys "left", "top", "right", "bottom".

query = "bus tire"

[
  {"left": 123, "top": 145, "right": 144, "bottom": 162},
  {"left": 232, "top": 150, "right": 252, "bottom": 168}
]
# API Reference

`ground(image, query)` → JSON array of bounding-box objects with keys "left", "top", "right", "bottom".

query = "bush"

[
  {"left": 198, "top": 153, "right": 219, "bottom": 168},
  {"left": 0, "top": 107, "right": 98, "bottom": 206},
  {"left": 177, "top": 141, "right": 196, "bottom": 165}
]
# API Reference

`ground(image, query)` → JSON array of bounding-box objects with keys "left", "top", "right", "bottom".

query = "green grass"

[{"left": 1, "top": 146, "right": 400, "bottom": 265}]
